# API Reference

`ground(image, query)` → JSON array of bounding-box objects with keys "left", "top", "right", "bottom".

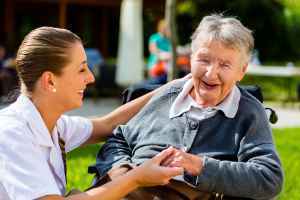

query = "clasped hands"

[
  {"left": 161, "top": 146, "right": 204, "bottom": 176},
  {"left": 108, "top": 146, "right": 204, "bottom": 187}
]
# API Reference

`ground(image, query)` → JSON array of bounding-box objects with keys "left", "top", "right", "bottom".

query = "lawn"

[
  {"left": 66, "top": 144, "right": 100, "bottom": 191},
  {"left": 66, "top": 127, "right": 300, "bottom": 199},
  {"left": 273, "top": 127, "right": 300, "bottom": 199}
]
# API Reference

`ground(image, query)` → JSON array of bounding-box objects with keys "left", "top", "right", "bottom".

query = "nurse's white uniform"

[{"left": 0, "top": 94, "right": 93, "bottom": 200}]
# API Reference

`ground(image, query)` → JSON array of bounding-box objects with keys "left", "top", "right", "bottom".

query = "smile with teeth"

[{"left": 201, "top": 80, "right": 219, "bottom": 90}]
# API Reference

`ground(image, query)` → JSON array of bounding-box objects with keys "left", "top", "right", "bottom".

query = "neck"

[
  {"left": 189, "top": 87, "right": 216, "bottom": 108},
  {"left": 29, "top": 93, "right": 62, "bottom": 134}
]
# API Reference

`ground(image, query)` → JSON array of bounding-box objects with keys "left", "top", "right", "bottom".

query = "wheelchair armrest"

[{"left": 265, "top": 108, "right": 278, "bottom": 124}]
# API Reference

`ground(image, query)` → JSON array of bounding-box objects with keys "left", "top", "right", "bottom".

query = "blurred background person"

[{"left": 146, "top": 19, "right": 171, "bottom": 85}]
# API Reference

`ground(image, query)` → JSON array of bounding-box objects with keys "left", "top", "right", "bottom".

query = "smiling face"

[
  {"left": 54, "top": 41, "right": 95, "bottom": 111},
  {"left": 190, "top": 40, "right": 247, "bottom": 107}
]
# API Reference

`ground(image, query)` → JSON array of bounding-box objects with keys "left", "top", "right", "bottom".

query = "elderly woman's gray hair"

[{"left": 191, "top": 14, "right": 254, "bottom": 63}]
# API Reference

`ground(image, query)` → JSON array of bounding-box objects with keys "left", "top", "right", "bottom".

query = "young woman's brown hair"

[{"left": 16, "top": 27, "right": 81, "bottom": 92}]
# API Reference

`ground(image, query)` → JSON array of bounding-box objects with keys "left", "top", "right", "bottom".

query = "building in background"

[{"left": 0, "top": 0, "right": 165, "bottom": 58}]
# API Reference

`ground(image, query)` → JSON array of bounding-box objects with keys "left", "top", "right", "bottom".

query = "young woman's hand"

[{"left": 130, "top": 147, "right": 184, "bottom": 187}]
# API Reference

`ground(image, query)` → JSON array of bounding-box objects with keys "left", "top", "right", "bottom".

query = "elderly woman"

[{"left": 91, "top": 14, "right": 283, "bottom": 199}]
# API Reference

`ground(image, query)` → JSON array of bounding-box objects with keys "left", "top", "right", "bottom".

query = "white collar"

[
  {"left": 169, "top": 79, "right": 241, "bottom": 119},
  {"left": 216, "top": 85, "right": 241, "bottom": 118},
  {"left": 11, "top": 94, "right": 55, "bottom": 147}
]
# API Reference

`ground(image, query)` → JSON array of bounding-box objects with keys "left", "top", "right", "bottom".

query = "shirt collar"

[
  {"left": 169, "top": 79, "right": 240, "bottom": 119},
  {"left": 11, "top": 94, "right": 54, "bottom": 147},
  {"left": 169, "top": 79, "right": 194, "bottom": 118},
  {"left": 215, "top": 85, "right": 240, "bottom": 118}
]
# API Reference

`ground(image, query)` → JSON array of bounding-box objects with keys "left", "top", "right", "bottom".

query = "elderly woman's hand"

[
  {"left": 161, "top": 147, "right": 204, "bottom": 176},
  {"left": 131, "top": 147, "right": 184, "bottom": 187}
]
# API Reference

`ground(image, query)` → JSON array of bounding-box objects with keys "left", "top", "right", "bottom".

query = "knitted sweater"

[{"left": 92, "top": 80, "right": 283, "bottom": 200}]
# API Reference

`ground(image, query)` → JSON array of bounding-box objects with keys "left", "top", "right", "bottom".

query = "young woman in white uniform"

[{"left": 0, "top": 27, "right": 183, "bottom": 200}]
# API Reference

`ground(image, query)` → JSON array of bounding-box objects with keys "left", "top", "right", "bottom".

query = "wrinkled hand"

[
  {"left": 161, "top": 147, "right": 204, "bottom": 176},
  {"left": 133, "top": 147, "right": 184, "bottom": 187}
]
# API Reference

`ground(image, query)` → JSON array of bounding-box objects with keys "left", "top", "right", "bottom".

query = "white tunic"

[{"left": 0, "top": 94, "right": 93, "bottom": 200}]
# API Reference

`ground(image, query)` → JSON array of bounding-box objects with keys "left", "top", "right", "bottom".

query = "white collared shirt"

[
  {"left": 0, "top": 94, "right": 93, "bottom": 200},
  {"left": 169, "top": 79, "right": 241, "bottom": 120}
]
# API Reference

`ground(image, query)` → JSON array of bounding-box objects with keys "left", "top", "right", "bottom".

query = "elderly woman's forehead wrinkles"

[
  {"left": 197, "top": 47, "right": 210, "bottom": 54},
  {"left": 192, "top": 50, "right": 210, "bottom": 60}
]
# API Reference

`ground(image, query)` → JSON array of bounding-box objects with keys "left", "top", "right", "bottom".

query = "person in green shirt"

[{"left": 147, "top": 20, "right": 171, "bottom": 84}]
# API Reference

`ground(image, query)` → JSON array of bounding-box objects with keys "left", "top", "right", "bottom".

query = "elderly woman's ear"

[{"left": 238, "top": 63, "right": 249, "bottom": 81}]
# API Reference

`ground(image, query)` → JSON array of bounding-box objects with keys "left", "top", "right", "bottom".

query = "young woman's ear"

[{"left": 40, "top": 71, "right": 56, "bottom": 92}]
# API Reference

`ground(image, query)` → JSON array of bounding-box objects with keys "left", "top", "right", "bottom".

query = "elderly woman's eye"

[
  {"left": 221, "top": 63, "right": 231, "bottom": 69},
  {"left": 197, "top": 59, "right": 209, "bottom": 64}
]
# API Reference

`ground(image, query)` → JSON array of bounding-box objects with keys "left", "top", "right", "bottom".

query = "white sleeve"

[
  {"left": 57, "top": 115, "right": 93, "bottom": 152},
  {"left": 0, "top": 126, "right": 61, "bottom": 200}
]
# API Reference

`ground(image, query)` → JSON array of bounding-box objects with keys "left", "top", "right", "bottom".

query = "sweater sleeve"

[
  {"left": 184, "top": 107, "right": 284, "bottom": 199},
  {"left": 92, "top": 125, "right": 135, "bottom": 177}
]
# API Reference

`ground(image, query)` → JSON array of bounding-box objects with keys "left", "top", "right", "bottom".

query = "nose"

[
  {"left": 205, "top": 63, "right": 218, "bottom": 79},
  {"left": 85, "top": 68, "right": 95, "bottom": 84}
]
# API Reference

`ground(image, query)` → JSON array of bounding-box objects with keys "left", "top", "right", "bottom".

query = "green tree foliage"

[
  {"left": 176, "top": 0, "right": 300, "bottom": 63},
  {"left": 282, "top": 0, "right": 300, "bottom": 61}
]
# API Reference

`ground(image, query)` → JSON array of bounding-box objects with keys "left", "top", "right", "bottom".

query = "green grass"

[
  {"left": 273, "top": 128, "right": 300, "bottom": 199},
  {"left": 66, "top": 128, "right": 300, "bottom": 198},
  {"left": 66, "top": 144, "right": 100, "bottom": 191}
]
